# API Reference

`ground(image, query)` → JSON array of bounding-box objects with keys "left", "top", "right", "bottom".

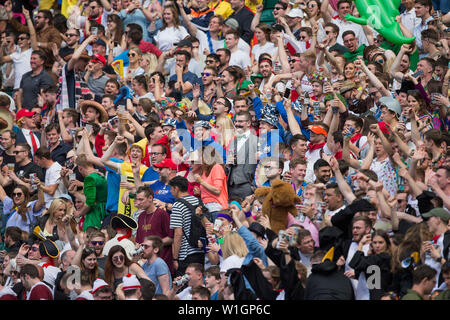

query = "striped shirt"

[{"left": 169, "top": 195, "right": 203, "bottom": 260}]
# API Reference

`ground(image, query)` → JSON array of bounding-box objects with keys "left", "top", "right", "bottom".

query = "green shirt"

[
  {"left": 83, "top": 172, "right": 108, "bottom": 231},
  {"left": 343, "top": 45, "right": 366, "bottom": 62},
  {"left": 401, "top": 289, "right": 423, "bottom": 300}
]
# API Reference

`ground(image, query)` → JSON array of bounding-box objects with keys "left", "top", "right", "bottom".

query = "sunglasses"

[
  {"left": 113, "top": 255, "right": 124, "bottom": 263},
  {"left": 141, "top": 244, "right": 151, "bottom": 249},
  {"left": 201, "top": 72, "right": 212, "bottom": 76},
  {"left": 14, "top": 150, "right": 25, "bottom": 154},
  {"left": 205, "top": 59, "right": 215, "bottom": 64},
  {"left": 18, "top": 37, "right": 28, "bottom": 41},
  {"left": 128, "top": 53, "right": 137, "bottom": 57},
  {"left": 12, "top": 192, "right": 23, "bottom": 197},
  {"left": 274, "top": 6, "right": 283, "bottom": 10},
  {"left": 289, "top": 58, "right": 301, "bottom": 63},
  {"left": 31, "top": 247, "right": 39, "bottom": 252},
  {"left": 65, "top": 33, "right": 78, "bottom": 37},
  {"left": 299, "top": 36, "right": 307, "bottom": 40},
  {"left": 91, "top": 241, "right": 104, "bottom": 246}
]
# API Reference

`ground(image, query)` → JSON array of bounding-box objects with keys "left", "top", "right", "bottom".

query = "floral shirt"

[{"left": 360, "top": 157, "right": 397, "bottom": 197}]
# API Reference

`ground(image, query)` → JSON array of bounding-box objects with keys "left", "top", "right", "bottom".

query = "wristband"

[{"left": 244, "top": 210, "right": 252, "bottom": 218}]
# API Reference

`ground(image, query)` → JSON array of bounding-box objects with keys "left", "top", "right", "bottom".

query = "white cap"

[
  {"left": 122, "top": 273, "right": 141, "bottom": 291},
  {"left": 287, "top": 8, "right": 304, "bottom": 18},
  {"left": 91, "top": 278, "right": 111, "bottom": 294}
]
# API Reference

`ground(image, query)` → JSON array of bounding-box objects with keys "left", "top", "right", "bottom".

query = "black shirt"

[
  {"left": 20, "top": 69, "right": 55, "bottom": 109},
  {"left": 50, "top": 142, "right": 73, "bottom": 166}
]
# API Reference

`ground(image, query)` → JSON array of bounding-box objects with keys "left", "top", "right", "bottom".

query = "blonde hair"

[
  {"left": 142, "top": 52, "right": 158, "bottom": 74},
  {"left": 47, "top": 198, "right": 68, "bottom": 225},
  {"left": 215, "top": 116, "right": 235, "bottom": 149},
  {"left": 221, "top": 232, "right": 248, "bottom": 259}
]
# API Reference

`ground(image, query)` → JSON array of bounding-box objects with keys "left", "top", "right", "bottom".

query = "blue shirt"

[
  {"left": 142, "top": 258, "right": 172, "bottom": 295},
  {"left": 169, "top": 71, "right": 199, "bottom": 101},
  {"left": 105, "top": 158, "right": 124, "bottom": 213},
  {"left": 2, "top": 197, "right": 44, "bottom": 233},
  {"left": 142, "top": 166, "right": 160, "bottom": 183},
  {"left": 150, "top": 180, "right": 175, "bottom": 204}
]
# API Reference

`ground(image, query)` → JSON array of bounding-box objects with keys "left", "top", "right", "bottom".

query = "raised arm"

[
  {"left": 23, "top": 7, "right": 38, "bottom": 51},
  {"left": 330, "top": 156, "right": 356, "bottom": 204},
  {"left": 354, "top": 58, "right": 390, "bottom": 97},
  {"left": 68, "top": 34, "right": 97, "bottom": 71},
  {"left": 251, "top": 4, "right": 263, "bottom": 32}
]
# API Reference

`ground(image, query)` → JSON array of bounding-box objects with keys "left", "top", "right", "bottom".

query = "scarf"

[
  {"left": 308, "top": 142, "right": 325, "bottom": 153},
  {"left": 117, "top": 228, "right": 132, "bottom": 242},
  {"left": 350, "top": 133, "right": 362, "bottom": 144}
]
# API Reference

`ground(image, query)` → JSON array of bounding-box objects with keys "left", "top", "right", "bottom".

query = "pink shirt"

[{"left": 200, "top": 164, "right": 228, "bottom": 210}]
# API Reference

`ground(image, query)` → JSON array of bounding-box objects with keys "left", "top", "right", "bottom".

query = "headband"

[
  {"left": 259, "top": 58, "right": 273, "bottom": 66},
  {"left": 216, "top": 213, "right": 234, "bottom": 222},
  {"left": 229, "top": 201, "right": 242, "bottom": 210}
]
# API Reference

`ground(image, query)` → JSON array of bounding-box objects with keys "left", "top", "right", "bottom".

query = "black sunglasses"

[
  {"left": 128, "top": 53, "right": 136, "bottom": 57},
  {"left": 12, "top": 192, "right": 23, "bottom": 197}
]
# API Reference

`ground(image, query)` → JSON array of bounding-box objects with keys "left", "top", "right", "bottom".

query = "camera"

[
  {"left": 132, "top": 246, "right": 144, "bottom": 256},
  {"left": 175, "top": 274, "right": 190, "bottom": 287}
]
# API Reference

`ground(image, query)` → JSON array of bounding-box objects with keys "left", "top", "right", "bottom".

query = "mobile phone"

[
  {"left": 85, "top": 124, "right": 93, "bottom": 132},
  {"left": 284, "top": 88, "right": 291, "bottom": 99},
  {"left": 64, "top": 158, "right": 75, "bottom": 170},
  {"left": 412, "top": 70, "right": 424, "bottom": 78},
  {"left": 200, "top": 237, "right": 208, "bottom": 252},
  {"left": 91, "top": 27, "right": 98, "bottom": 35}
]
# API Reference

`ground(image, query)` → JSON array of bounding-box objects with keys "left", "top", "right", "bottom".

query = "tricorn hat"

[{"left": 111, "top": 214, "right": 138, "bottom": 230}]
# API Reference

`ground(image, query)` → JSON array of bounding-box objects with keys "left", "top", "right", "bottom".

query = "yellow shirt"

[
  {"left": 209, "top": 0, "right": 234, "bottom": 19},
  {"left": 245, "top": 0, "right": 263, "bottom": 13},
  {"left": 118, "top": 162, "right": 148, "bottom": 217}
]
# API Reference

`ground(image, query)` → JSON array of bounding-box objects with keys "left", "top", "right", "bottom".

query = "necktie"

[{"left": 29, "top": 131, "right": 38, "bottom": 154}]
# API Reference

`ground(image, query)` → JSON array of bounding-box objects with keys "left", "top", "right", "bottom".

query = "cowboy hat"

[{"left": 80, "top": 100, "right": 109, "bottom": 123}]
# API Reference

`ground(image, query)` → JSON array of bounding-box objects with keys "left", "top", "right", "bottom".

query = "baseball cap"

[
  {"left": 94, "top": 39, "right": 107, "bottom": 48},
  {"left": 176, "top": 38, "right": 192, "bottom": 48},
  {"left": 154, "top": 158, "right": 177, "bottom": 170},
  {"left": 194, "top": 120, "right": 212, "bottom": 130},
  {"left": 379, "top": 96, "right": 401, "bottom": 116},
  {"left": 224, "top": 18, "right": 239, "bottom": 30},
  {"left": 286, "top": 8, "right": 304, "bottom": 18},
  {"left": 310, "top": 125, "right": 328, "bottom": 137},
  {"left": 16, "top": 109, "right": 36, "bottom": 121},
  {"left": 90, "top": 53, "right": 106, "bottom": 66},
  {"left": 422, "top": 207, "right": 450, "bottom": 223}
]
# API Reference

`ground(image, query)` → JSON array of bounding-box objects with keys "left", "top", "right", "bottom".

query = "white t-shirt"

[
  {"left": 10, "top": 48, "right": 32, "bottom": 89},
  {"left": 44, "top": 162, "right": 67, "bottom": 207},
  {"left": 196, "top": 29, "right": 225, "bottom": 54},
  {"left": 229, "top": 49, "right": 251, "bottom": 69},
  {"left": 333, "top": 17, "right": 369, "bottom": 47},
  {"left": 252, "top": 42, "right": 277, "bottom": 61},
  {"left": 154, "top": 26, "right": 189, "bottom": 51},
  {"left": 220, "top": 254, "right": 245, "bottom": 273}
]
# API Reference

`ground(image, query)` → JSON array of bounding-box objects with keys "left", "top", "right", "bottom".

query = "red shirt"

[
  {"left": 27, "top": 282, "right": 53, "bottom": 300},
  {"left": 136, "top": 208, "right": 174, "bottom": 274}
]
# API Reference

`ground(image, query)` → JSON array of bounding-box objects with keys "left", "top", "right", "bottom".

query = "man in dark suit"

[
  {"left": 14, "top": 109, "right": 41, "bottom": 159},
  {"left": 226, "top": 111, "right": 258, "bottom": 198}
]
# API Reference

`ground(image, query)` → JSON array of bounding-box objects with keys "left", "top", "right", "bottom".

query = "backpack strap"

[{"left": 176, "top": 197, "right": 197, "bottom": 243}]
